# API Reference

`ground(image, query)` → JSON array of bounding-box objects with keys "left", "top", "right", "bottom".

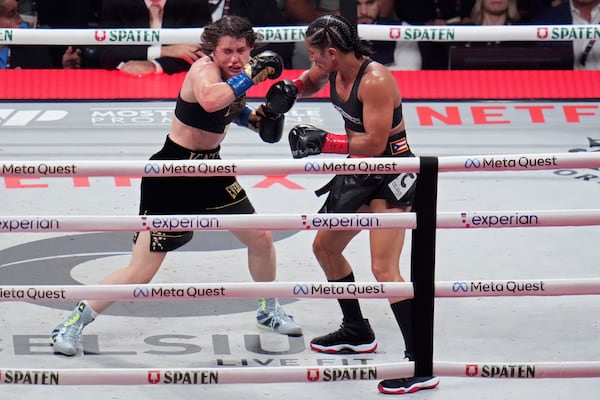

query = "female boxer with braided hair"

[
  {"left": 286, "top": 14, "right": 440, "bottom": 395},
  {"left": 50, "top": 16, "right": 303, "bottom": 357}
]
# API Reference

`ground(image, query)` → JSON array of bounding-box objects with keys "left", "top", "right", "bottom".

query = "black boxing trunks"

[
  {"left": 315, "top": 132, "right": 417, "bottom": 213},
  {"left": 134, "top": 135, "right": 255, "bottom": 252}
]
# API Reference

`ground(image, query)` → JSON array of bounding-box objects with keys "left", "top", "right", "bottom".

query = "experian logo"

[{"left": 0, "top": 109, "right": 68, "bottom": 126}]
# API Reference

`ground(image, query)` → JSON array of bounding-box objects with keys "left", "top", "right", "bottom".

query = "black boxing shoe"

[{"left": 310, "top": 318, "right": 377, "bottom": 354}]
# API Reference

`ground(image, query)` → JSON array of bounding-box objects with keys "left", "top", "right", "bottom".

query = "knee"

[
  {"left": 371, "top": 263, "right": 400, "bottom": 283},
  {"left": 249, "top": 230, "right": 274, "bottom": 252},
  {"left": 312, "top": 236, "right": 334, "bottom": 263}
]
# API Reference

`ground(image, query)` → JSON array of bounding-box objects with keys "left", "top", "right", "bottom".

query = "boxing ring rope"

[
  {"left": 2, "top": 152, "right": 600, "bottom": 383},
  {"left": 2, "top": 25, "right": 597, "bottom": 45},
  {"left": 2, "top": 209, "right": 600, "bottom": 233},
  {"left": 1, "top": 278, "right": 600, "bottom": 302},
  {"left": 2, "top": 361, "right": 600, "bottom": 385},
  {"left": 0, "top": 151, "right": 597, "bottom": 177}
]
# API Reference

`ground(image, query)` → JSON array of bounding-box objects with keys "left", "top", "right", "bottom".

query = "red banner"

[{"left": 1, "top": 69, "right": 599, "bottom": 100}]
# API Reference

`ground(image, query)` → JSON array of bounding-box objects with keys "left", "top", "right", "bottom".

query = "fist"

[
  {"left": 264, "top": 80, "right": 298, "bottom": 115},
  {"left": 288, "top": 124, "right": 327, "bottom": 159},
  {"left": 244, "top": 50, "right": 284, "bottom": 85}
]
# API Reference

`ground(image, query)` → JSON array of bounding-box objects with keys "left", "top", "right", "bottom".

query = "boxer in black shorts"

[
  {"left": 51, "top": 16, "right": 303, "bottom": 358},
  {"left": 284, "top": 14, "right": 438, "bottom": 395},
  {"left": 134, "top": 136, "right": 256, "bottom": 252}
]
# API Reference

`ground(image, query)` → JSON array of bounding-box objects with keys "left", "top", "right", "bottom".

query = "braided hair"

[
  {"left": 305, "top": 14, "right": 371, "bottom": 58},
  {"left": 201, "top": 15, "right": 259, "bottom": 54}
]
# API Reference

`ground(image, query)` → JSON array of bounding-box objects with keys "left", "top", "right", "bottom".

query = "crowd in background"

[{"left": 1, "top": 0, "right": 598, "bottom": 71}]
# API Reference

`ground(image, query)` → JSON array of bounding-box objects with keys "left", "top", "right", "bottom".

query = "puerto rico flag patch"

[{"left": 389, "top": 137, "right": 409, "bottom": 155}]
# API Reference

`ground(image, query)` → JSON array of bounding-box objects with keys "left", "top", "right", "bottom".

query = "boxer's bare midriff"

[{"left": 168, "top": 117, "right": 228, "bottom": 151}]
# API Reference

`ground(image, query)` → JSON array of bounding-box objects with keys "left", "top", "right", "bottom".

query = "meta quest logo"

[{"left": 0, "top": 231, "right": 297, "bottom": 316}]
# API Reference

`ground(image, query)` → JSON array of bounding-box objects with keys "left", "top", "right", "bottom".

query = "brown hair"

[{"left": 201, "top": 15, "right": 258, "bottom": 54}]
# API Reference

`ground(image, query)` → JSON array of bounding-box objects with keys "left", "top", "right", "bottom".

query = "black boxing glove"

[
  {"left": 263, "top": 80, "right": 299, "bottom": 115},
  {"left": 226, "top": 51, "right": 284, "bottom": 97},
  {"left": 288, "top": 124, "right": 349, "bottom": 158},
  {"left": 236, "top": 104, "right": 284, "bottom": 143},
  {"left": 257, "top": 111, "right": 284, "bottom": 143}
]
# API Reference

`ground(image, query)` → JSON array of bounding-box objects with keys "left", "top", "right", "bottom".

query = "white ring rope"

[
  {"left": 0, "top": 363, "right": 413, "bottom": 385},
  {"left": 1, "top": 152, "right": 599, "bottom": 178},
  {"left": 1, "top": 361, "right": 600, "bottom": 385},
  {"left": 0, "top": 213, "right": 415, "bottom": 231},
  {"left": 2, "top": 209, "right": 600, "bottom": 233},
  {"left": 1, "top": 277, "right": 600, "bottom": 302},
  {"left": 2, "top": 145, "right": 599, "bottom": 383},
  {"left": 0, "top": 282, "right": 411, "bottom": 301},
  {"left": 2, "top": 24, "right": 598, "bottom": 45}
]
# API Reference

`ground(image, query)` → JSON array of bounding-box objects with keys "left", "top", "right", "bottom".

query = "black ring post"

[{"left": 410, "top": 156, "right": 439, "bottom": 377}]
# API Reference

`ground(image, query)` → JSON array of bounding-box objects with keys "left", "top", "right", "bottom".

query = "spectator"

[
  {"left": 357, "top": 0, "right": 421, "bottom": 69},
  {"left": 210, "top": 0, "right": 294, "bottom": 68},
  {"left": 529, "top": 0, "right": 568, "bottom": 19},
  {"left": 99, "top": 0, "right": 212, "bottom": 76},
  {"left": 284, "top": 0, "right": 339, "bottom": 23},
  {"left": 0, "top": 0, "right": 81, "bottom": 69},
  {"left": 34, "top": 0, "right": 100, "bottom": 68},
  {"left": 470, "top": 0, "right": 522, "bottom": 24},
  {"left": 391, "top": 1, "right": 475, "bottom": 70},
  {"left": 283, "top": 0, "right": 340, "bottom": 68},
  {"left": 391, "top": 0, "right": 474, "bottom": 25},
  {"left": 444, "top": 0, "right": 532, "bottom": 69},
  {"left": 532, "top": 0, "right": 600, "bottom": 69}
]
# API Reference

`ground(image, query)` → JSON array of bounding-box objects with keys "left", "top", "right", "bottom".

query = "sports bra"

[
  {"left": 174, "top": 93, "right": 246, "bottom": 134},
  {"left": 329, "top": 59, "right": 403, "bottom": 133}
]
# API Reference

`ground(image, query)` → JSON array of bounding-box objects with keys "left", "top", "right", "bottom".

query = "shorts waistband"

[
  {"left": 384, "top": 131, "right": 412, "bottom": 157},
  {"left": 164, "top": 135, "right": 221, "bottom": 159}
]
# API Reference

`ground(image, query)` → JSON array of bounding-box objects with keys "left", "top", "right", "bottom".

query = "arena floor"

[{"left": 1, "top": 99, "right": 599, "bottom": 399}]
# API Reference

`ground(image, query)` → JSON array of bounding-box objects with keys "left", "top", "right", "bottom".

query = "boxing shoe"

[
  {"left": 51, "top": 301, "right": 96, "bottom": 356},
  {"left": 310, "top": 318, "right": 377, "bottom": 354},
  {"left": 256, "top": 297, "right": 303, "bottom": 337}
]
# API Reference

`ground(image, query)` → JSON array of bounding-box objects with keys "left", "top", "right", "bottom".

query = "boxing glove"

[
  {"left": 288, "top": 124, "right": 348, "bottom": 158},
  {"left": 263, "top": 80, "right": 299, "bottom": 115},
  {"left": 226, "top": 51, "right": 284, "bottom": 97},
  {"left": 237, "top": 105, "right": 284, "bottom": 143}
]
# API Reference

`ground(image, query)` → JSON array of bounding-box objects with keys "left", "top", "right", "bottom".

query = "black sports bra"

[
  {"left": 174, "top": 93, "right": 246, "bottom": 134},
  {"left": 329, "top": 59, "right": 403, "bottom": 132}
]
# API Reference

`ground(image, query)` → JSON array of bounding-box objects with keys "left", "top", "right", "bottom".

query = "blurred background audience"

[
  {"left": 531, "top": 0, "right": 600, "bottom": 69},
  {"left": 357, "top": 0, "right": 421, "bottom": 69},
  {"left": 6, "top": 0, "right": 597, "bottom": 71},
  {"left": 98, "top": 0, "right": 211, "bottom": 76},
  {"left": 1, "top": 0, "right": 81, "bottom": 69},
  {"left": 211, "top": 0, "right": 294, "bottom": 69}
]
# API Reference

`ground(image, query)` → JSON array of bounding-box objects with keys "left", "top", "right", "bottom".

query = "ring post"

[{"left": 410, "top": 156, "right": 438, "bottom": 377}]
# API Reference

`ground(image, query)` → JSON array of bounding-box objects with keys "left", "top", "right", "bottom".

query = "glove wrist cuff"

[
  {"left": 293, "top": 79, "right": 305, "bottom": 96},
  {"left": 226, "top": 72, "right": 254, "bottom": 97},
  {"left": 322, "top": 133, "right": 349, "bottom": 154}
]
